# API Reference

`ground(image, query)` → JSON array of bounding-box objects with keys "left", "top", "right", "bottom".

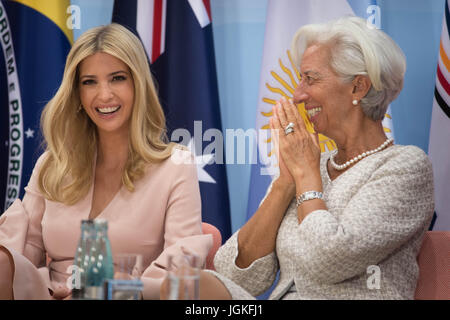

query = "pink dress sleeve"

[
  {"left": 140, "top": 149, "right": 212, "bottom": 299},
  {"left": 0, "top": 154, "right": 51, "bottom": 299},
  {"left": 0, "top": 154, "right": 46, "bottom": 264}
]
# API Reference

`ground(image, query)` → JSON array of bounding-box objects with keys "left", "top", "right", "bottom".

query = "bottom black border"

[{"left": 0, "top": 300, "right": 446, "bottom": 318}]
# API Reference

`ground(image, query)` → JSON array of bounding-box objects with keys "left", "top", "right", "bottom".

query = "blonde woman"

[{"left": 0, "top": 23, "right": 211, "bottom": 300}]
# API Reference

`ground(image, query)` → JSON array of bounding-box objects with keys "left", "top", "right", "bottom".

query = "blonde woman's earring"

[{"left": 352, "top": 99, "right": 358, "bottom": 106}]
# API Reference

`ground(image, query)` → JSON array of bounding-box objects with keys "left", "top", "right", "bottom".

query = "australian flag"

[
  {"left": 113, "top": 0, "right": 232, "bottom": 240},
  {"left": 0, "top": 0, "right": 72, "bottom": 213}
]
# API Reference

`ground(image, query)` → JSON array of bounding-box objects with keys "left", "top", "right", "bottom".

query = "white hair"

[{"left": 291, "top": 16, "right": 406, "bottom": 121}]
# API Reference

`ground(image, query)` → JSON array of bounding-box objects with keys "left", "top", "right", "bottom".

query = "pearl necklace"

[{"left": 330, "top": 138, "right": 394, "bottom": 171}]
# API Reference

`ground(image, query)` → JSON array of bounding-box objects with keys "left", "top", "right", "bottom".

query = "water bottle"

[
  {"left": 71, "top": 219, "right": 95, "bottom": 299},
  {"left": 85, "top": 219, "right": 114, "bottom": 299}
]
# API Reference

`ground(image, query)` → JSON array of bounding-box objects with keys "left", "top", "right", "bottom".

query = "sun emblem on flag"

[
  {"left": 261, "top": 50, "right": 336, "bottom": 158},
  {"left": 261, "top": 50, "right": 393, "bottom": 158}
]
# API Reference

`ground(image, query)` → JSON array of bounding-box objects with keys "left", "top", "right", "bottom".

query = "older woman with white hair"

[{"left": 180, "top": 16, "right": 434, "bottom": 300}]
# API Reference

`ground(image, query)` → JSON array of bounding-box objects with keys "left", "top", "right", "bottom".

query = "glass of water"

[
  {"left": 166, "top": 253, "right": 201, "bottom": 300},
  {"left": 104, "top": 253, "right": 144, "bottom": 300}
]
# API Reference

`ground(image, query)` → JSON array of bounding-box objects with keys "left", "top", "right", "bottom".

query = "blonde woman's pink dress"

[{"left": 0, "top": 148, "right": 212, "bottom": 299}]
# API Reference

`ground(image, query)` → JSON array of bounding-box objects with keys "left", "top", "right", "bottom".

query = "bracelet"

[{"left": 296, "top": 191, "right": 323, "bottom": 207}]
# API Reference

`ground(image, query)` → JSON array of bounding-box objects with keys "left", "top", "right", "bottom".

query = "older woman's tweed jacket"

[{"left": 210, "top": 145, "right": 434, "bottom": 300}]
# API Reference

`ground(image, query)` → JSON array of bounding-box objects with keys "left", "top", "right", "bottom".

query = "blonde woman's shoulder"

[
  {"left": 165, "top": 143, "right": 197, "bottom": 167},
  {"left": 141, "top": 143, "right": 198, "bottom": 184},
  {"left": 171, "top": 143, "right": 189, "bottom": 152}
]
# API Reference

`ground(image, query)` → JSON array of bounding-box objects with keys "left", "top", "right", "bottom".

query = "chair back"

[
  {"left": 415, "top": 231, "right": 450, "bottom": 300},
  {"left": 201, "top": 222, "right": 222, "bottom": 271}
]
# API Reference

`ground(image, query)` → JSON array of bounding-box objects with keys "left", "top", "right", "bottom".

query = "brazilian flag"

[{"left": 0, "top": 0, "right": 73, "bottom": 211}]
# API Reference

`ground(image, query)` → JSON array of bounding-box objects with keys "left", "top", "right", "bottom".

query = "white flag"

[
  {"left": 247, "top": 0, "right": 394, "bottom": 219},
  {"left": 428, "top": 0, "right": 450, "bottom": 231}
]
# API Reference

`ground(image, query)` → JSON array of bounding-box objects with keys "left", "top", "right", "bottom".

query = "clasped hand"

[{"left": 269, "top": 97, "right": 321, "bottom": 192}]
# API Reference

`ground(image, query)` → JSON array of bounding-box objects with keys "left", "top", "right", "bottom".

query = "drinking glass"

[
  {"left": 166, "top": 253, "right": 201, "bottom": 300},
  {"left": 104, "top": 253, "right": 144, "bottom": 300}
]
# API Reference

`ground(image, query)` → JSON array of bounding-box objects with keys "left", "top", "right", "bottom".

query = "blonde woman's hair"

[
  {"left": 291, "top": 16, "right": 406, "bottom": 121},
  {"left": 38, "top": 23, "right": 175, "bottom": 204}
]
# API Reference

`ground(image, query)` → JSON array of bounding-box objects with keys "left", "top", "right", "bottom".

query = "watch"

[{"left": 296, "top": 191, "right": 324, "bottom": 207}]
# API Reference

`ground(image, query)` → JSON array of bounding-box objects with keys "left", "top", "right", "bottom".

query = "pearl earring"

[{"left": 352, "top": 99, "right": 358, "bottom": 106}]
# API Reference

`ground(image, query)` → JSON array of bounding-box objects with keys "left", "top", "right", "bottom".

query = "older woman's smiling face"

[{"left": 293, "top": 44, "right": 355, "bottom": 137}]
